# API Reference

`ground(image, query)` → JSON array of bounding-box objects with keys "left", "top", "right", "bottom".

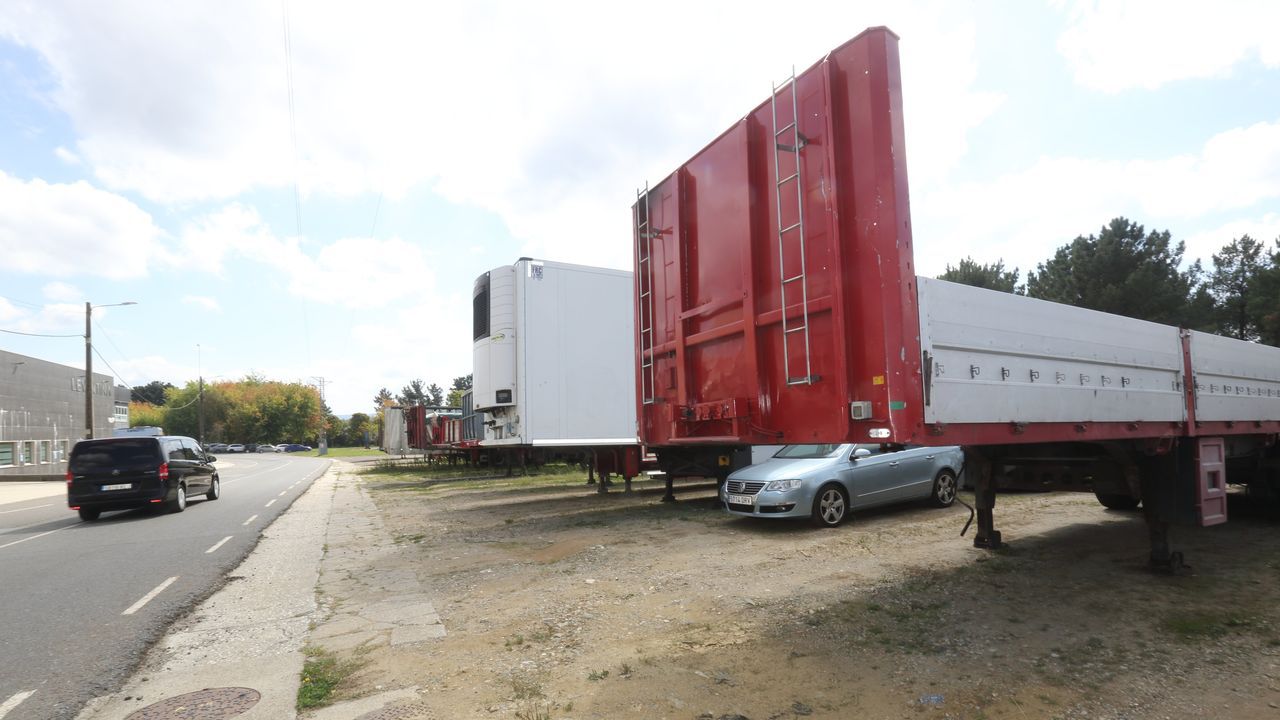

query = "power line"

[
  {"left": 0, "top": 294, "right": 43, "bottom": 310},
  {"left": 0, "top": 327, "right": 81, "bottom": 338}
]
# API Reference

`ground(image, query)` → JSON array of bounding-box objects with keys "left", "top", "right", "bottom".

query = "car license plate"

[
  {"left": 727, "top": 493, "right": 754, "bottom": 506},
  {"left": 101, "top": 483, "right": 132, "bottom": 491}
]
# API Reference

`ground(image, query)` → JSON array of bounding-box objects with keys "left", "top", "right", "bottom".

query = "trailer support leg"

[
  {"left": 597, "top": 471, "right": 610, "bottom": 494},
  {"left": 661, "top": 474, "right": 676, "bottom": 503},
  {"left": 624, "top": 475, "right": 633, "bottom": 493},
  {"left": 1140, "top": 462, "right": 1187, "bottom": 574},
  {"left": 967, "top": 449, "right": 1002, "bottom": 550}
]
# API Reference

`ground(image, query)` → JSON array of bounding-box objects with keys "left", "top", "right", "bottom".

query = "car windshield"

[{"left": 773, "top": 444, "right": 843, "bottom": 459}]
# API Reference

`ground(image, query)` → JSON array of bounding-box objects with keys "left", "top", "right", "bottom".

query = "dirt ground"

[{"left": 324, "top": 468, "right": 1280, "bottom": 720}]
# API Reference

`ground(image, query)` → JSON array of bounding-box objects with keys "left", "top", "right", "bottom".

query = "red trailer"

[{"left": 634, "top": 27, "right": 1280, "bottom": 569}]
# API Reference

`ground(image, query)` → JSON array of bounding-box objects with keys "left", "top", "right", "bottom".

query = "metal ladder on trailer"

[
  {"left": 771, "top": 68, "right": 815, "bottom": 385},
  {"left": 635, "top": 183, "right": 657, "bottom": 404}
]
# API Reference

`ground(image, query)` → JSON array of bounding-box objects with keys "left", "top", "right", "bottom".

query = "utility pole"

[
  {"left": 197, "top": 344, "right": 205, "bottom": 445},
  {"left": 84, "top": 302, "right": 92, "bottom": 439},
  {"left": 312, "top": 376, "right": 329, "bottom": 455},
  {"left": 83, "top": 300, "right": 137, "bottom": 439}
]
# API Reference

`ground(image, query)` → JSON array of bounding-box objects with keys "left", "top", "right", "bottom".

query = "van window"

[{"left": 70, "top": 440, "right": 161, "bottom": 471}]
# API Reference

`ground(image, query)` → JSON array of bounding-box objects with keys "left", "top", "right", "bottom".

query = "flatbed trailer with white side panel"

[{"left": 632, "top": 26, "right": 1280, "bottom": 569}]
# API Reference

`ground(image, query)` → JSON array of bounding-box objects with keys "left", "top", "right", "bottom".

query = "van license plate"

[
  {"left": 728, "top": 494, "right": 754, "bottom": 506},
  {"left": 101, "top": 483, "right": 132, "bottom": 491}
]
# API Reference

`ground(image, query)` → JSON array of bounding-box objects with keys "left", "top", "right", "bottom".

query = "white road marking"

[
  {"left": 265, "top": 499, "right": 277, "bottom": 508},
  {"left": 0, "top": 527, "right": 68, "bottom": 551},
  {"left": 0, "top": 690, "right": 36, "bottom": 719},
  {"left": 277, "top": 490, "right": 287, "bottom": 497},
  {"left": 205, "top": 536, "right": 233, "bottom": 554},
  {"left": 0, "top": 503, "right": 54, "bottom": 515},
  {"left": 122, "top": 576, "right": 179, "bottom": 615},
  {"left": 242, "top": 514, "right": 258, "bottom": 526}
]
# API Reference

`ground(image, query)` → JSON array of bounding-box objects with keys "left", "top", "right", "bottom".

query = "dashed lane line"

[
  {"left": 242, "top": 514, "right": 258, "bottom": 526},
  {"left": 122, "top": 576, "right": 178, "bottom": 616},
  {"left": 0, "top": 526, "right": 70, "bottom": 551},
  {"left": 205, "top": 536, "right": 233, "bottom": 554},
  {"left": 0, "top": 690, "right": 36, "bottom": 719},
  {"left": 265, "top": 499, "right": 277, "bottom": 508},
  {"left": 0, "top": 503, "right": 54, "bottom": 515}
]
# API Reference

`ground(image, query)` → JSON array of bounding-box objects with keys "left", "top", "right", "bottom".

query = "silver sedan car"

[{"left": 722, "top": 443, "right": 965, "bottom": 527}]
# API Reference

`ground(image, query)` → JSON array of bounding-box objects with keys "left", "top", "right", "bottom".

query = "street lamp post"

[{"left": 85, "top": 301, "right": 137, "bottom": 439}]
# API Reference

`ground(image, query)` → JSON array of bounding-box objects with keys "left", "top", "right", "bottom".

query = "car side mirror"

[
  {"left": 207, "top": 455, "right": 217, "bottom": 463},
  {"left": 852, "top": 448, "right": 871, "bottom": 460}
]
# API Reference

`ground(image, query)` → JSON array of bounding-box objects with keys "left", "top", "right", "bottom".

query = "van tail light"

[
  {"left": 158, "top": 463, "right": 169, "bottom": 481},
  {"left": 66, "top": 471, "right": 73, "bottom": 485}
]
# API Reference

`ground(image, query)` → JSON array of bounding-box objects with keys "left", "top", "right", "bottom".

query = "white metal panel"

[
  {"left": 917, "top": 277, "right": 1186, "bottom": 425},
  {"left": 473, "top": 266, "right": 517, "bottom": 412},
  {"left": 516, "top": 259, "right": 638, "bottom": 446},
  {"left": 1188, "top": 330, "right": 1280, "bottom": 422}
]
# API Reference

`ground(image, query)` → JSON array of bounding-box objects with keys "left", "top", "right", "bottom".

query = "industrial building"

[{"left": 0, "top": 348, "right": 129, "bottom": 480}]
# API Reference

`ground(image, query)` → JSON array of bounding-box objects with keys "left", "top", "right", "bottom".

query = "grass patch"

[
  {"left": 1162, "top": 610, "right": 1262, "bottom": 640},
  {"left": 297, "top": 645, "right": 364, "bottom": 710}
]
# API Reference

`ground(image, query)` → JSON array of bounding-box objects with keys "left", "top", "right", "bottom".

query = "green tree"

[
  {"left": 1250, "top": 239, "right": 1280, "bottom": 346},
  {"left": 445, "top": 374, "right": 473, "bottom": 408},
  {"left": 129, "top": 401, "right": 166, "bottom": 429},
  {"left": 939, "top": 257, "right": 1023, "bottom": 294},
  {"left": 1208, "top": 235, "right": 1267, "bottom": 340},
  {"left": 372, "top": 387, "right": 394, "bottom": 409},
  {"left": 131, "top": 380, "right": 176, "bottom": 405},
  {"left": 397, "top": 379, "right": 427, "bottom": 406},
  {"left": 1026, "top": 218, "right": 1207, "bottom": 327},
  {"left": 348, "top": 412, "right": 373, "bottom": 447},
  {"left": 426, "top": 383, "right": 445, "bottom": 407}
]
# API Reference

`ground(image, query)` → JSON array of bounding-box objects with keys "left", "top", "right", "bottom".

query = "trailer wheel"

[
  {"left": 812, "top": 484, "right": 849, "bottom": 528},
  {"left": 1095, "top": 492, "right": 1140, "bottom": 511},
  {"left": 930, "top": 469, "right": 958, "bottom": 508}
]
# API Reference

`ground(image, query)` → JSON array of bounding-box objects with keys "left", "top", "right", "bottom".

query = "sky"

[{"left": 1, "top": 0, "right": 1279, "bottom": 417}]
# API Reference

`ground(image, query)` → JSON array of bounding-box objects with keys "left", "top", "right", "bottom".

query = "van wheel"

[
  {"left": 205, "top": 476, "right": 220, "bottom": 501},
  {"left": 811, "top": 484, "right": 849, "bottom": 527},
  {"left": 931, "top": 470, "right": 958, "bottom": 507},
  {"left": 78, "top": 508, "right": 101, "bottom": 522},
  {"left": 167, "top": 484, "right": 187, "bottom": 513}
]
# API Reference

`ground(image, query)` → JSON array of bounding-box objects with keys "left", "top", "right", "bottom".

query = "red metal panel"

[
  {"left": 1196, "top": 437, "right": 1228, "bottom": 526},
  {"left": 635, "top": 27, "right": 922, "bottom": 448}
]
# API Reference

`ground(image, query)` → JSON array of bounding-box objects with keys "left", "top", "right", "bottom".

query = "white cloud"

[
  {"left": 42, "top": 281, "right": 81, "bottom": 302},
  {"left": 178, "top": 204, "right": 438, "bottom": 310},
  {"left": 1185, "top": 213, "right": 1280, "bottom": 269},
  {"left": 0, "top": 170, "right": 165, "bottom": 279},
  {"left": 1056, "top": 0, "right": 1280, "bottom": 93},
  {"left": 182, "top": 295, "right": 221, "bottom": 312},
  {"left": 0, "top": 2, "right": 999, "bottom": 272},
  {"left": 914, "top": 118, "right": 1280, "bottom": 276},
  {"left": 54, "top": 146, "right": 80, "bottom": 165}
]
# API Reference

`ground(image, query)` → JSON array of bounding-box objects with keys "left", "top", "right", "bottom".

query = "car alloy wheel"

[
  {"left": 812, "top": 484, "right": 848, "bottom": 527},
  {"left": 932, "top": 470, "right": 957, "bottom": 507}
]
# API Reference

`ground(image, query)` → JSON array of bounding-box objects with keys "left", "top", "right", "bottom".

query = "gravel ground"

[{"left": 309, "top": 469, "right": 1280, "bottom": 720}]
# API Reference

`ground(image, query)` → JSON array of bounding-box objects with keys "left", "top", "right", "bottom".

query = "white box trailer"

[{"left": 472, "top": 258, "right": 638, "bottom": 448}]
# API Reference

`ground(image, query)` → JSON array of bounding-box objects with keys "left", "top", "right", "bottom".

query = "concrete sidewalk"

[{"left": 75, "top": 461, "right": 442, "bottom": 720}]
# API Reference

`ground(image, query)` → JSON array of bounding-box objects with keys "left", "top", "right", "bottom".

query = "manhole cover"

[
  {"left": 125, "top": 687, "right": 261, "bottom": 719},
  {"left": 355, "top": 701, "right": 437, "bottom": 720}
]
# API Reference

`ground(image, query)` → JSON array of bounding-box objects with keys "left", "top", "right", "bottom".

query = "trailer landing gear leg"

[
  {"left": 661, "top": 474, "right": 676, "bottom": 503},
  {"left": 968, "top": 450, "right": 1002, "bottom": 550},
  {"left": 1140, "top": 461, "right": 1188, "bottom": 574},
  {"left": 597, "top": 471, "right": 611, "bottom": 494}
]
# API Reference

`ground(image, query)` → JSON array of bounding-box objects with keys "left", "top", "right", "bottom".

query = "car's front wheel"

[
  {"left": 811, "top": 483, "right": 849, "bottom": 527},
  {"left": 167, "top": 484, "right": 187, "bottom": 513},
  {"left": 1095, "top": 492, "right": 1140, "bottom": 511},
  {"left": 930, "top": 469, "right": 958, "bottom": 507},
  {"left": 205, "top": 476, "right": 220, "bottom": 501},
  {"left": 78, "top": 508, "right": 100, "bottom": 522}
]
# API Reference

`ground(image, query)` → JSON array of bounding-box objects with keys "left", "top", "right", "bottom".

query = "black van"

[{"left": 67, "top": 436, "right": 220, "bottom": 521}]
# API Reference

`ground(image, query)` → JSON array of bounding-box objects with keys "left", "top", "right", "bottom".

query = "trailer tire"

[
  {"left": 1095, "top": 492, "right": 1140, "bottom": 511},
  {"left": 811, "top": 483, "right": 849, "bottom": 528},
  {"left": 930, "top": 469, "right": 958, "bottom": 508}
]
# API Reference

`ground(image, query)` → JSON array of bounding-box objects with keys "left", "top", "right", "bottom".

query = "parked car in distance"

[
  {"left": 205, "top": 442, "right": 228, "bottom": 453},
  {"left": 257, "top": 443, "right": 280, "bottom": 453},
  {"left": 279, "top": 444, "right": 311, "bottom": 452},
  {"left": 722, "top": 443, "right": 964, "bottom": 527},
  {"left": 67, "top": 435, "right": 220, "bottom": 521},
  {"left": 226, "top": 443, "right": 245, "bottom": 453}
]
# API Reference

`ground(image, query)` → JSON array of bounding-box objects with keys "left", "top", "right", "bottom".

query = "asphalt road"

[{"left": 0, "top": 453, "right": 330, "bottom": 720}]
